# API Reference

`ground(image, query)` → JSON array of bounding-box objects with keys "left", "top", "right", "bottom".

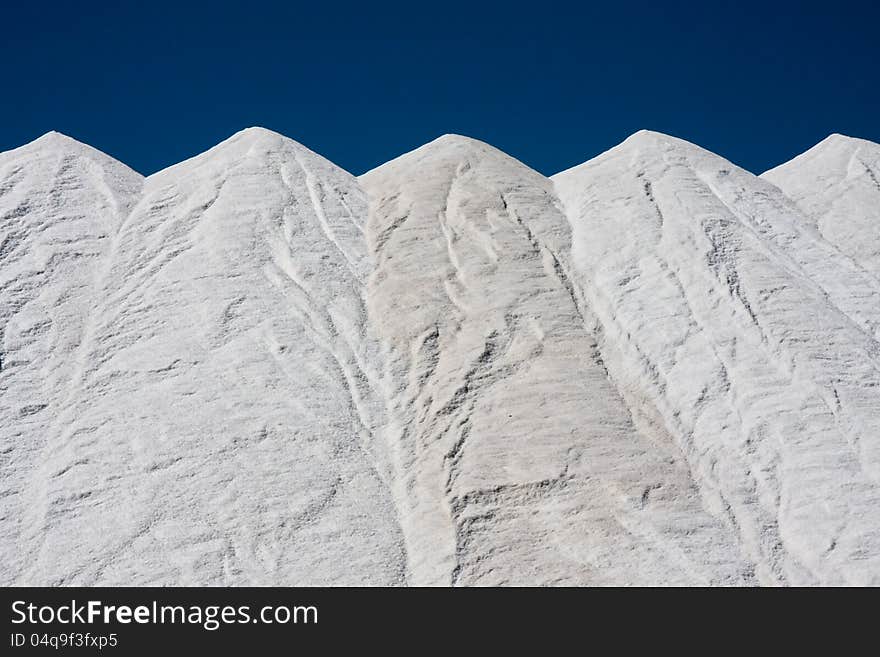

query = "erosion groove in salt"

[{"left": 1, "top": 128, "right": 878, "bottom": 585}]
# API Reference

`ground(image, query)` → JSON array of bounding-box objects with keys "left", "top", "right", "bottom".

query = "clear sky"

[{"left": 2, "top": 0, "right": 877, "bottom": 176}]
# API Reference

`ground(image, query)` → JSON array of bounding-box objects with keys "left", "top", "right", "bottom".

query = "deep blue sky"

[{"left": 2, "top": 1, "right": 877, "bottom": 176}]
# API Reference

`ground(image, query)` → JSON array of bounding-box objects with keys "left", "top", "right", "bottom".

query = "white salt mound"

[{"left": 1, "top": 127, "right": 878, "bottom": 585}]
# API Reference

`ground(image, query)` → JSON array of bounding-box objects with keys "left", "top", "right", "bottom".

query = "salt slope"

[
  {"left": 553, "top": 131, "right": 880, "bottom": 585},
  {"left": 1, "top": 128, "right": 407, "bottom": 585},
  {"left": 0, "top": 133, "right": 143, "bottom": 582},
  {"left": 360, "top": 135, "right": 752, "bottom": 585},
  {"left": 763, "top": 134, "right": 880, "bottom": 274}
]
